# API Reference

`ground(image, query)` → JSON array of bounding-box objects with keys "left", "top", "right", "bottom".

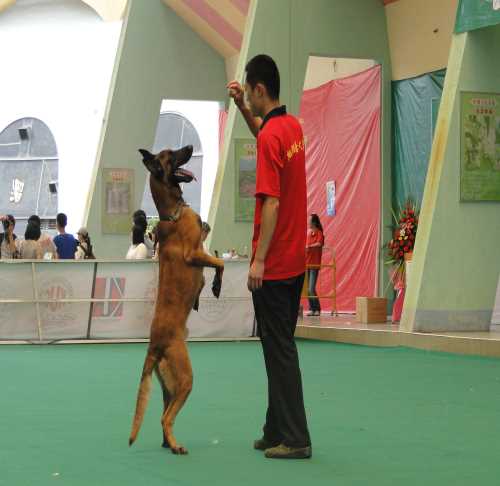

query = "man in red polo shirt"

[{"left": 228, "top": 54, "right": 311, "bottom": 459}]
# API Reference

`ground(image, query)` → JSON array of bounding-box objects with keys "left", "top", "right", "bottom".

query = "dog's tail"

[{"left": 129, "top": 351, "right": 158, "bottom": 446}]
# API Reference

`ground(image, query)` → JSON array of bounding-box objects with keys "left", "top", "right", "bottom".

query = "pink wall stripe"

[
  {"left": 230, "top": 0, "right": 250, "bottom": 15},
  {"left": 183, "top": 0, "right": 243, "bottom": 50}
]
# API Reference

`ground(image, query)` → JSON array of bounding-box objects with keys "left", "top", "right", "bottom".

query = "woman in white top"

[
  {"left": 18, "top": 221, "right": 43, "bottom": 259},
  {"left": 126, "top": 225, "right": 148, "bottom": 260}
]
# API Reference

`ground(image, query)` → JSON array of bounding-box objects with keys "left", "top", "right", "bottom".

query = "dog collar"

[{"left": 160, "top": 202, "right": 185, "bottom": 222}]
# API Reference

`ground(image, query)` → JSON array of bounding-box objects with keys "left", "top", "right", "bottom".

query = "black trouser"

[
  {"left": 252, "top": 273, "right": 311, "bottom": 448},
  {"left": 307, "top": 269, "right": 321, "bottom": 312}
]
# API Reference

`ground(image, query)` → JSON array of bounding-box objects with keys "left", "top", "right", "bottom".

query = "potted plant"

[{"left": 385, "top": 200, "right": 419, "bottom": 322}]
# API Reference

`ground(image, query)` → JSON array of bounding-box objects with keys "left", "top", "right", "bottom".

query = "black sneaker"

[
  {"left": 254, "top": 437, "right": 281, "bottom": 451},
  {"left": 264, "top": 443, "right": 312, "bottom": 459}
]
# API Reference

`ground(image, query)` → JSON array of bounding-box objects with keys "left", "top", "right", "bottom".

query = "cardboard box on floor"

[{"left": 356, "top": 297, "right": 387, "bottom": 324}]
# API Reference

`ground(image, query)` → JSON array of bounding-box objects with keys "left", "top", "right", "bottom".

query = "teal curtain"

[
  {"left": 392, "top": 70, "right": 446, "bottom": 210},
  {"left": 455, "top": 0, "right": 500, "bottom": 33}
]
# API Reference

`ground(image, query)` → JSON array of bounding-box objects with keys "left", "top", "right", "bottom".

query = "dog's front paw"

[{"left": 211, "top": 275, "right": 222, "bottom": 299}]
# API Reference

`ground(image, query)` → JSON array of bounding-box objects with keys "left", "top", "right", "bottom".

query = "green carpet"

[{"left": 1, "top": 340, "right": 500, "bottom": 486}]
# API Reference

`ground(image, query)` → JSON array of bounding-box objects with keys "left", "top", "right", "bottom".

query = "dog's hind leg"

[
  {"left": 155, "top": 360, "right": 171, "bottom": 448},
  {"left": 160, "top": 340, "right": 193, "bottom": 455}
]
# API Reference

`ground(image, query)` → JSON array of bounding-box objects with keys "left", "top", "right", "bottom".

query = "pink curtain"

[
  {"left": 299, "top": 65, "right": 381, "bottom": 312},
  {"left": 218, "top": 109, "right": 228, "bottom": 154}
]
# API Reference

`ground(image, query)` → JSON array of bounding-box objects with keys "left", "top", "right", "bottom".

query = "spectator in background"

[
  {"left": 126, "top": 224, "right": 148, "bottom": 260},
  {"left": 201, "top": 222, "right": 211, "bottom": 241},
  {"left": 133, "top": 209, "right": 154, "bottom": 258},
  {"left": 306, "top": 214, "right": 325, "bottom": 316},
  {"left": 152, "top": 224, "right": 159, "bottom": 260},
  {"left": 0, "top": 214, "right": 19, "bottom": 259},
  {"left": 53, "top": 213, "right": 77, "bottom": 260},
  {"left": 75, "top": 227, "right": 95, "bottom": 260},
  {"left": 28, "top": 215, "right": 57, "bottom": 260},
  {"left": 19, "top": 221, "right": 42, "bottom": 259}
]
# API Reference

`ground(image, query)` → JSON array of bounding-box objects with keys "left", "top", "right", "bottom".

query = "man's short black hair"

[
  {"left": 245, "top": 54, "right": 280, "bottom": 100},
  {"left": 56, "top": 213, "right": 67, "bottom": 228},
  {"left": 25, "top": 221, "right": 41, "bottom": 241}
]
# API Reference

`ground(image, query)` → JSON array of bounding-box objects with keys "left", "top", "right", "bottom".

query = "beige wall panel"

[{"left": 386, "top": 0, "right": 458, "bottom": 80}]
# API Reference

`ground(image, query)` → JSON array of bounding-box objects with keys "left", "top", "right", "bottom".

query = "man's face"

[{"left": 245, "top": 82, "right": 264, "bottom": 118}]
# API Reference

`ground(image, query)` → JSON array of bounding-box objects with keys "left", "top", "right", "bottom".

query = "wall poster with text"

[
  {"left": 102, "top": 168, "right": 134, "bottom": 233},
  {"left": 460, "top": 92, "right": 500, "bottom": 201},
  {"left": 234, "top": 139, "right": 257, "bottom": 222}
]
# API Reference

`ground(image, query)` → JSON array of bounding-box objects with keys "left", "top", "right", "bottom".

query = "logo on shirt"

[
  {"left": 9, "top": 178, "right": 24, "bottom": 204},
  {"left": 286, "top": 139, "right": 305, "bottom": 161}
]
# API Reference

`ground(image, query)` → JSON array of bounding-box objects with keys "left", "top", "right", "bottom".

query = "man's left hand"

[{"left": 248, "top": 259, "right": 265, "bottom": 292}]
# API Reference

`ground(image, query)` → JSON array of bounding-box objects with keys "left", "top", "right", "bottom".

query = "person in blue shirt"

[{"left": 53, "top": 213, "right": 77, "bottom": 259}]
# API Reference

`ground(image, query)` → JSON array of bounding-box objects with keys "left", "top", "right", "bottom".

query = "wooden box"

[{"left": 356, "top": 297, "right": 387, "bottom": 324}]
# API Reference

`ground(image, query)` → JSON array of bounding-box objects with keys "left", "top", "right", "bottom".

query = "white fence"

[{"left": 0, "top": 259, "right": 255, "bottom": 342}]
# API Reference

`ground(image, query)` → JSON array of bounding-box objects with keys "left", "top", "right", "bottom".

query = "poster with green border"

[
  {"left": 460, "top": 92, "right": 500, "bottom": 201},
  {"left": 234, "top": 139, "right": 256, "bottom": 222},
  {"left": 102, "top": 168, "right": 134, "bottom": 234}
]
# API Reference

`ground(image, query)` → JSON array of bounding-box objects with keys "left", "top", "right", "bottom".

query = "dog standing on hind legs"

[{"left": 128, "top": 145, "right": 224, "bottom": 455}]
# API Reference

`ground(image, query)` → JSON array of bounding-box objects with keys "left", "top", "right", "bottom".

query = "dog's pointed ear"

[{"left": 139, "top": 149, "right": 154, "bottom": 162}]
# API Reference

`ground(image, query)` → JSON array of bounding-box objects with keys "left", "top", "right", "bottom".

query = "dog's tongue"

[{"left": 175, "top": 168, "right": 196, "bottom": 180}]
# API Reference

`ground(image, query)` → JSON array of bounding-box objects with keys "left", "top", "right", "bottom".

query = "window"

[
  {"left": 0, "top": 118, "right": 58, "bottom": 233},
  {"left": 141, "top": 112, "right": 203, "bottom": 216}
]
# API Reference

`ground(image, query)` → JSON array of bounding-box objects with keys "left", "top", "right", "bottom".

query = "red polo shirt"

[
  {"left": 306, "top": 229, "right": 324, "bottom": 266},
  {"left": 252, "top": 106, "right": 307, "bottom": 280}
]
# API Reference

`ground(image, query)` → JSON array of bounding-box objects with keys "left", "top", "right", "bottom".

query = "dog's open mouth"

[{"left": 174, "top": 168, "right": 195, "bottom": 183}]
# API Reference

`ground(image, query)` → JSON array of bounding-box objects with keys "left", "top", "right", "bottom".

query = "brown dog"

[{"left": 129, "top": 145, "right": 224, "bottom": 455}]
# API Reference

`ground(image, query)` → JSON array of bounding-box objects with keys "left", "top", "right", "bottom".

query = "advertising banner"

[
  {"left": 102, "top": 168, "right": 134, "bottom": 234},
  {"left": 460, "top": 92, "right": 500, "bottom": 201},
  {"left": 234, "top": 139, "right": 256, "bottom": 222}
]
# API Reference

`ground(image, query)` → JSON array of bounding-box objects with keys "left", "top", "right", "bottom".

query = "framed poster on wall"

[
  {"left": 102, "top": 168, "right": 134, "bottom": 234},
  {"left": 460, "top": 92, "right": 500, "bottom": 201},
  {"left": 234, "top": 139, "right": 256, "bottom": 222}
]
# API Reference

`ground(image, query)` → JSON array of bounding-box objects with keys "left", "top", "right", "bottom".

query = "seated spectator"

[
  {"left": 201, "top": 222, "right": 211, "bottom": 243},
  {"left": 19, "top": 221, "right": 42, "bottom": 259},
  {"left": 201, "top": 222, "right": 211, "bottom": 253},
  {"left": 133, "top": 209, "right": 153, "bottom": 258},
  {"left": 152, "top": 224, "right": 159, "bottom": 260},
  {"left": 126, "top": 224, "right": 148, "bottom": 260},
  {"left": 28, "top": 215, "right": 57, "bottom": 260},
  {"left": 53, "top": 213, "right": 77, "bottom": 260},
  {"left": 75, "top": 227, "right": 95, "bottom": 260},
  {"left": 0, "top": 214, "right": 19, "bottom": 259}
]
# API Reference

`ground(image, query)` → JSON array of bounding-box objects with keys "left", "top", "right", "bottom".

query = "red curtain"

[{"left": 299, "top": 65, "right": 381, "bottom": 312}]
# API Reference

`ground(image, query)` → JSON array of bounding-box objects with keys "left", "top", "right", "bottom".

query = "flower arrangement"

[{"left": 386, "top": 200, "right": 419, "bottom": 270}]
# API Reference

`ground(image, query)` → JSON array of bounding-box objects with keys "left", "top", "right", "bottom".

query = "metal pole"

[
  {"left": 31, "top": 262, "right": 43, "bottom": 342},
  {"left": 86, "top": 261, "right": 98, "bottom": 339}
]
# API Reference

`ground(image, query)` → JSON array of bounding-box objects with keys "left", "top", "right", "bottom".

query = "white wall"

[
  {"left": 160, "top": 99, "right": 220, "bottom": 222},
  {"left": 303, "top": 56, "right": 376, "bottom": 90},
  {"left": 0, "top": 0, "right": 122, "bottom": 233}
]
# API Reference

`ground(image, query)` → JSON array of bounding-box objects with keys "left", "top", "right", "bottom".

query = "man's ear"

[{"left": 255, "top": 82, "right": 266, "bottom": 98}]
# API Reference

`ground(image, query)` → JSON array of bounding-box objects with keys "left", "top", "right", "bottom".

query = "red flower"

[
  {"left": 399, "top": 251, "right": 404, "bottom": 257},
  {"left": 399, "top": 240, "right": 404, "bottom": 247},
  {"left": 404, "top": 246, "right": 409, "bottom": 252}
]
